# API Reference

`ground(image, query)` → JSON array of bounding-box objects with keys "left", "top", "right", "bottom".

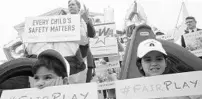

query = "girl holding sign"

[{"left": 136, "top": 39, "right": 201, "bottom": 99}]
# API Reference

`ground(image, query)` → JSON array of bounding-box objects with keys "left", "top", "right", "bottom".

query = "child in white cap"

[
  {"left": 136, "top": 39, "right": 194, "bottom": 99},
  {"left": 136, "top": 39, "right": 168, "bottom": 77}
]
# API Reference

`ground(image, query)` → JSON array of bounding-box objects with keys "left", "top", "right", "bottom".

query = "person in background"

[
  {"left": 176, "top": 16, "right": 201, "bottom": 47},
  {"left": 31, "top": 49, "right": 70, "bottom": 89},
  {"left": 175, "top": 16, "right": 202, "bottom": 59},
  {"left": 68, "top": 0, "right": 96, "bottom": 82}
]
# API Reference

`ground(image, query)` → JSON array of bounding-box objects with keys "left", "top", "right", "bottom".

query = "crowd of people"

[{"left": 1, "top": 0, "right": 202, "bottom": 99}]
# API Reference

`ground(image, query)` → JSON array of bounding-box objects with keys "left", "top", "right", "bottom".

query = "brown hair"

[
  {"left": 186, "top": 16, "right": 196, "bottom": 22},
  {"left": 32, "top": 55, "right": 67, "bottom": 78}
]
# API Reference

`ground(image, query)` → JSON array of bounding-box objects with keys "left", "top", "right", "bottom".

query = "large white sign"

[
  {"left": 90, "top": 37, "right": 118, "bottom": 57},
  {"left": 156, "top": 34, "right": 174, "bottom": 42},
  {"left": 183, "top": 30, "right": 202, "bottom": 57},
  {"left": 1, "top": 83, "right": 98, "bottom": 99},
  {"left": 22, "top": 14, "right": 80, "bottom": 43},
  {"left": 94, "top": 23, "right": 116, "bottom": 37},
  {"left": 116, "top": 71, "right": 202, "bottom": 99}
]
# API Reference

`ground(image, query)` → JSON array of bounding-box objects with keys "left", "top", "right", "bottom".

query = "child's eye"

[
  {"left": 144, "top": 58, "right": 151, "bottom": 62},
  {"left": 44, "top": 75, "right": 53, "bottom": 80},
  {"left": 34, "top": 76, "right": 39, "bottom": 80},
  {"left": 156, "top": 58, "right": 164, "bottom": 61}
]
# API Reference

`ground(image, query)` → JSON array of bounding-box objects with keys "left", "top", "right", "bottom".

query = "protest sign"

[
  {"left": 90, "top": 37, "right": 118, "bottom": 57},
  {"left": 116, "top": 71, "right": 202, "bottom": 99},
  {"left": 94, "top": 61, "right": 120, "bottom": 83},
  {"left": 90, "top": 23, "right": 118, "bottom": 57},
  {"left": 1, "top": 82, "right": 98, "bottom": 99},
  {"left": 183, "top": 30, "right": 202, "bottom": 57},
  {"left": 90, "top": 15, "right": 104, "bottom": 25},
  {"left": 94, "top": 23, "right": 116, "bottom": 37},
  {"left": 156, "top": 34, "right": 174, "bottom": 42},
  {"left": 93, "top": 60, "right": 120, "bottom": 89},
  {"left": 22, "top": 14, "right": 80, "bottom": 43}
]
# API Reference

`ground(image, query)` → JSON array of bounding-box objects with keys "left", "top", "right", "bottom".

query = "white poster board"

[
  {"left": 1, "top": 83, "right": 98, "bottom": 99},
  {"left": 183, "top": 30, "right": 202, "bottom": 57},
  {"left": 22, "top": 14, "right": 80, "bottom": 43},
  {"left": 156, "top": 34, "right": 174, "bottom": 42},
  {"left": 94, "top": 23, "right": 116, "bottom": 37},
  {"left": 116, "top": 71, "right": 202, "bottom": 99},
  {"left": 90, "top": 37, "right": 118, "bottom": 57}
]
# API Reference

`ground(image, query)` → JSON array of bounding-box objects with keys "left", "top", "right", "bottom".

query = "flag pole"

[{"left": 173, "top": 2, "right": 183, "bottom": 39}]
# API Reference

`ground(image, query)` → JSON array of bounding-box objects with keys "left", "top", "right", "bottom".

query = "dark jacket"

[{"left": 79, "top": 21, "right": 96, "bottom": 68}]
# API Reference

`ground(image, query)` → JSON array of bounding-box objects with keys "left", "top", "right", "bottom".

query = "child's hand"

[
  {"left": 48, "top": 77, "right": 63, "bottom": 87},
  {"left": 36, "top": 77, "right": 64, "bottom": 89}
]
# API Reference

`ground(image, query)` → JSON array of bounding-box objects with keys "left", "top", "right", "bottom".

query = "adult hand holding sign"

[{"left": 80, "top": 4, "right": 90, "bottom": 23}]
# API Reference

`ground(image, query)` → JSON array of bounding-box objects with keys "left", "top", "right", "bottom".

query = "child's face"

[
  {"left": 141, "top": 51, "right": 166, "bottom": 76},
  {"left": 33, "top": 66, "right": 62, "bottom": 89}
]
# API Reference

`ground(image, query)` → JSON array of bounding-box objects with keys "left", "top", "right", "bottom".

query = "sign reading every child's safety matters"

[
  {"left": 22, "top": 14, "right": 80, "bottom": 43},
  {"left": 116, "top": 71, "right": 202, "bottom": 99},
  {"left": 1, "top": 82, "right": 98, "bottom": 99}
]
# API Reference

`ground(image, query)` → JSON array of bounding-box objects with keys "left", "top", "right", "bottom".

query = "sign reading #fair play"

[
  {"left": 116, "top": 71, "right": 202, "bottom": 99},
  {"left": 23, "top": 14, "right": 80, "bottom": 43},
  {"left": 1, "top": 83, "right": 98, "bottom": 99}
]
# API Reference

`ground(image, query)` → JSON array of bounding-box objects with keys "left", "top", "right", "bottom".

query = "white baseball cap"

[
  {"left": 137, "top": 39, "right": 167, "bottom": 58},
  {"left": 38, "top": 49, "right": 70, "bottom": 77}
]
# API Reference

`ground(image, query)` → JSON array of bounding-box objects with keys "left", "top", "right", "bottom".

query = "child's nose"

[
  {"left": 151, "top": 61, "right": 157, "bottom": 66},
  {"left": 35, "top": 80, "right": 45, "bottom": 89}
]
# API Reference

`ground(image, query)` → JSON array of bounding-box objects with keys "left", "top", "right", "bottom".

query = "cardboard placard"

[
  {"left": 116, "top": 71, "right": 202, "bottom": 99},
  {"left": 183, "top": 30, "right": 202, "bottom": 57},
  {"left": 1, "top": 83, "right": 98, "bottom": 99},
  {"left": 23, "top": 14, "right": 80, "bottom": 43},
  {"left": 90, "top": 37, "right": 118, "bottom": 57}
]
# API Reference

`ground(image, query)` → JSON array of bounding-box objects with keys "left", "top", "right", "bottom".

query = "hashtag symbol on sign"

[{"left": 120, "top": 86, "right": 130, "bottom": 95}]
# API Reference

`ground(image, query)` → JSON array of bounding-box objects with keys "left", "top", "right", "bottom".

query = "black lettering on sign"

[
  {"left": 67, "top": 18, "right": 71, "bottom": 23},
  {"left": 164, "top": 81, "right": 172, "bottom": 90},
  {"left": 50, "top": 25, "right": 75, "bottom": 32},
  {"left": 142, "top": 85, "right": 149, "bottom": 92},
  {"left": 98, "top": 27, "right": 113, "bottom": 36},
  {"left": 156, "top": 84, "right": 163, "bottom": 91},
  {"left": 133, "top": 84, "right": 141, "bottom": 92},
  {"left": 72, "top": 94, "right": 77, "bottom": 99},
  {"left": 50, "top": 18, "right": 66, "bottom": 25},
  {"left": 164, "top": 80, "right": 198, "bottom": 91},
  {"left": 28, "top": 27, "right": 48, "bottom": 33},
  {"left": 52, "top": 92, "right": 61, "bottom": 99},
  {"left": 80, "top": 92, "right": 89, "bottom": 99},
  {"left": 32, "top": 19, "right": 49, "bottom": 26}
]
